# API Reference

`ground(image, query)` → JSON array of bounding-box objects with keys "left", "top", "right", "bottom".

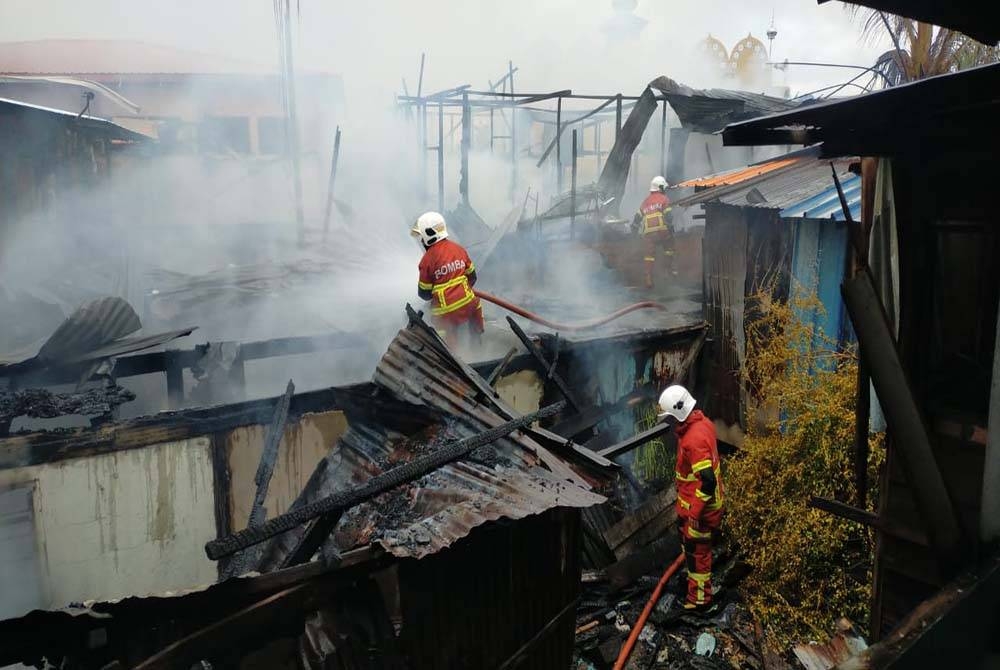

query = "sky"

[{"left": 0, "top": 0, "right": 890, "bottom": 102}]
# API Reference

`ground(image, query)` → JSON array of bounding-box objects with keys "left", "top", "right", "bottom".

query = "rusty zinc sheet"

[{"left": 259, "top": 313, "right": 605, "bottom": 564}]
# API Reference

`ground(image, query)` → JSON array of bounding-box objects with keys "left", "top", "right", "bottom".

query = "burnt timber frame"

[
  {"left": 396, "top": 75, "right": 672, "bottom": 212},
  {"left": 0, "top": 321, "right": 704, "bottom": 472},
  {"left": 0, "top": 331, "right": 372, "bottom": 410}
]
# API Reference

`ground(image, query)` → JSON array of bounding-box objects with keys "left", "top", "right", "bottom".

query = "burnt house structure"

[
  {"left": 723, "top": 61, "right": 1000, "bottom": 664},
  {"left": 0, "top": 302, "right": 706, "bottom": 668}
]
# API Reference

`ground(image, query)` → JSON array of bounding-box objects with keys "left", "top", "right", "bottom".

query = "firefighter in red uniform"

[
  {"left": 658, "top": 384, "right": 724, "bottom": 614},
  {"left": 411, "top": 211, "right": 485, "bottom": 348},
  {"left": 632, "top": 175, "right": 676, "bottom": 289}
]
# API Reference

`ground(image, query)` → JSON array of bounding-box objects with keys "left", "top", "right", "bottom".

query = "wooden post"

[
  {"left": 420, "top": 102, "right": 428, "bottom": 202},
  {"left": 556, "top": 96, "right": 563, "bottom": 192},
  {"left": 856, "top": 344, "right": 872, "bottom": 510},
  {"left": 841, "top": 271, "right": 963, "bottom": 570},
  {"left": 509, "top": 60, "right": 517, "bottom": 204},
  {"left": 460, "top": 92, "right": 471, "bottom": 207},
  {"left": 615, "top": 93, "right": 623, "bottom": 140},
  {"left": 416, "top": 53, "right": 425, "bottom": 98},
  {"left": 165, "top": 351, "right": 184, "bottom": 409},
  {"left": 321, "top": 126, "right": 341, "bottom": 243},
  {"left": 660, "top": 99, "right": 667, "bottom": 177},
  {"left": 595, "top": 120, "right": 602, "bottom": 174},
  {"left": 437, "top": 101, "right": 445, "bottom": 213},
  {"left": 571, "top": 129, "right": 578, "bottom": 240},
  {"left": 280, "top": 0, "right": 306, "bottom": 248}
]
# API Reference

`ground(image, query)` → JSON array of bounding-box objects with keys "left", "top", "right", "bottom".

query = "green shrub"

[{"left": 726, "top": 288, "right": 885, "bottom": 646}]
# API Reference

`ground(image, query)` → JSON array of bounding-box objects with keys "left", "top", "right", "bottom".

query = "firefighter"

[
  {"left": 632, "top": 175, "right": 676, "bottom": 289},
  {"left": 411, "top": 211, "right": 485, "bottom": 348},
  {"left": 658, "top": 384, "right": 725, "bottom": 614}
]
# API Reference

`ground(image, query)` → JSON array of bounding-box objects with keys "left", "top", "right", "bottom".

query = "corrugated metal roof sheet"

[
  {"left": 677, "top": 155, "right": 803, "bottom": 188},
  {"left": 258, "top": 311, "right": 604, "bottom": 564},
  {"left": 673, "top": 154, "right": 860, "bottom": 219},
  {"left": 0, "top": 97, "right": 152, "bottom": 140},
  {"left": 779, "top": 172, "right": 861, "bottom": 221},
  {"left": 649, "top": 75, "right": 806, "bottom": 134}
]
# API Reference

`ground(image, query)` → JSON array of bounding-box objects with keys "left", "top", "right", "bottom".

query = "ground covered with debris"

[{"left": 573, "top": 545, "right": 769, "bottom": 670}]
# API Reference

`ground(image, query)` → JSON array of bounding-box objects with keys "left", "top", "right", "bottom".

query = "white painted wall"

[{"left": 0, "top": 438, "right": 217, "bottom": 611}]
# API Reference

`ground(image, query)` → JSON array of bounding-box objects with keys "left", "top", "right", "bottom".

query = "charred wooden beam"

[
  {"left": 597, "top": 422, "right": 672, "bottom": 460},
  {"left": 809, "top": 495, "right": 928, "bottom": 547},
  {"left": 836, "top": 552, "right": 1000, "bottom": 669},
  {"left": 841, "top": 272, "right": 963, "bottom": 570},
  {"left": 603, "top": 486, "right": 677, "bottom": 561},
  {"left": 505, "top": 316, "right": 583, "bottom": 412},
  {"left": 205, "top": 400, "right": 567, "bottom": 560},
  {"left": 248, "top": 380, "right": 295, "bottom": 529},
  {"left": 486, "top": 347, "right": 518, "bottom": 386}
]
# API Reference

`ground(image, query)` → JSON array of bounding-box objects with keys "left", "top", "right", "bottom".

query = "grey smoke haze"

[
  {"left": 1, "top": 0, "right": 888, "bottom": 100},
  {"left": 0, "top": 0, "right": 890, "bottom": 409}
]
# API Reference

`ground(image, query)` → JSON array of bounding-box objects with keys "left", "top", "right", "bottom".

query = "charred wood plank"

[
  {"left": 505, "top": 316, "right": 583, "bottom": 413},
  {"left": 223, "top": 380, "right": 295, "bottom": 578},
  {"left": 549, "top": 388, "right": 656, "bottom": 440},
  {"left": 841, "top": 271, "right": 963, "bottom": 570},
  {"left": 249, "top": 380, "right": 295, "bottom": 529},
  {"left": 279, "top": 511, "right": 345, "bottom": 569},
  {"left": 486, "top": 347, "right": 518, "bottom": 386},
  {"left": 597, "top": 422, "right": 672, "bottom": 460},
  {"left": 809, "top": 495, "right": 929, "bottom": 547},
  {"left": 205, "top": 400, "right": 567, "bottom": 560},
  {"left": 603, "top": 485, "right": 677, "bottom": 560},
  {"left": 606, "top": 535, "right": 681, "bottom": 592}
]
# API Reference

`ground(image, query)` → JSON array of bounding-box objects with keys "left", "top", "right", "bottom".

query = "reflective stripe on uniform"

[
  {"left": 678, "top": 498, "right": 691, "bottom": 510},
  {"left": 676, "top": 470, "right": 697, "bottom": 482},
  {"left": 418, "top": 280, "right": 433, "bottom": 290},
  {"left": 688, "top": 571, "right": 711, "bottom": 604},
  {"left": 465, "top": 262, "right": 476, "bottom": 274},
  {"left": 691, "top": 459, "right": 713, "bottom": 473},
  {"left": 687, "top": 525, "right": 712, "bottom": 539},
  {"left": 694, "top": 489, "right": 712, "bottom": 501},
  {"left": 431, "top": 274, "right": 476, "bottom": 315},
  {"left": 642, "top": 208, "right": 670, "bottom": 234},
  {"left": 644, "top": 256, "right": 656, "bottom": 262}
]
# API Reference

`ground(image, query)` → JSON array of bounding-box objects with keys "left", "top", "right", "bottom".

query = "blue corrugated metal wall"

[{"left": 790, "top": 218, "right": 853, "bottom": 363}]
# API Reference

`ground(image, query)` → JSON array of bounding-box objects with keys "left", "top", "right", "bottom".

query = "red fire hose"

[
  {"left": 473, "top": 289, "right": 668, "bottom": 332},
  {"left": 612, "top": 553, "right": 686, "bottom": 670}
]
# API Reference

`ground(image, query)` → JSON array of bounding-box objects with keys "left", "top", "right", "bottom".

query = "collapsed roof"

[
  {"left": 249, "top": 307, "right": 607, "bottom": 569},
  {"left": 650, "top": 76, "right": 806, "bottom": 134}
]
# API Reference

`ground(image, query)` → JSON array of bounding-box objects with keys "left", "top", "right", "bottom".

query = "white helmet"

[
  {"left": 657, "top": 384, "right": 696, "bottom": 422},
  {"left": 650, "top": 176, "right": 668, "bottom": 192},
  {"left": 410, "top": 211, "right": 449, "bottom": 246}
]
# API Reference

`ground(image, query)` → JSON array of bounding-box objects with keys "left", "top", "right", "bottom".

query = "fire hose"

[
  {"left": 613, "top": 553, "right": 686, "bottom": 670},
  {"left": 473, "top": 289, "right": 668, "bottom": 332}
]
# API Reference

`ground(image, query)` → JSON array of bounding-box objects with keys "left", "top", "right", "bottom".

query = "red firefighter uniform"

[
  {"left": 674, "top": 409, "right": 725, "bottom": 608},
  {"left": 417, "top": 238, "right": 484, "bottom": 347},
  {"left": 637, "top": 191, "right": 676, "bottom": 288}
]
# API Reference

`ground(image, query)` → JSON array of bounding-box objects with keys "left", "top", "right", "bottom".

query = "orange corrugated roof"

[{"left": 678, "top": 156, "right": 802, "bottom": 188}]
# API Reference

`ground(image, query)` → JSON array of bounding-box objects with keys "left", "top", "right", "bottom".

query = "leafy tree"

[{"left": 851, "top": 9, "right": 1000, "bottom": 86}]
